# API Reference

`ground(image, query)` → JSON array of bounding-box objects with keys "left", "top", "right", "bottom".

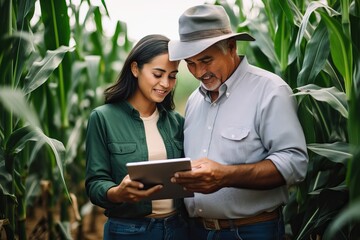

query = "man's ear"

[
  {"left": 228, "top": 39, "right": 237, "bottom": 52},
  {"left": 131, "top": 61, "right": 138, "bottom": 77}
]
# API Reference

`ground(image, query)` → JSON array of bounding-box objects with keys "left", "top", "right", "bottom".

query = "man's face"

[{"left": 184, "top": 41, "right": 236, "bottom": 92}]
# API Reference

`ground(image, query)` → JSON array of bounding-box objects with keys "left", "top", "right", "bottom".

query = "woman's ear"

[{"left": 131, "top": 61, "right": 138, "bottom": 77}]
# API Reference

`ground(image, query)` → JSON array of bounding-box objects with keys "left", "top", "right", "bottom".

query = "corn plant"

[
  {"left": 0, "top": 2, "right": 74, "bottom": 239},
  {"left": 219, "top": 0, "right": 360, "bottom": 239},
  {"left": 1, "top": 0, "right": 131, "bottom": 239}
]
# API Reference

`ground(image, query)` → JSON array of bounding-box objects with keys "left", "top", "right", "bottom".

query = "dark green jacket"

[{"left": 85, "top": 101, "right": 185, "bottom": 218}]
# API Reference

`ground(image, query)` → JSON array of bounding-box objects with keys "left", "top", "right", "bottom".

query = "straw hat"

[{"left": 169, "top": 4, "right": 255, "bottom": 61}]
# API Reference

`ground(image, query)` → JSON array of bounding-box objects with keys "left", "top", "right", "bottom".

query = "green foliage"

[{"left": 0, "top": 0, "right": 131, "bottom": 239}]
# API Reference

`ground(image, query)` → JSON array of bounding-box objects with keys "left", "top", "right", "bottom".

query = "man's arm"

[{"left": 172, "top": 157, "right": 285, "bottom": 194}]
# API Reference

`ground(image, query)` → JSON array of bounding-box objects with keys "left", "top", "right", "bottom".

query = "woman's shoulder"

[
  {"left": 163, "top": 110, "right": 184, "bottom": 125},
  {"left": 163, "top": 109, "right": 183, "bottom": 118},
  {"left": 89, "top": 102, "right": 130, "bottom": 121},
  {"left": 92, "top": 102, "right": 128, "bottom": 114}
]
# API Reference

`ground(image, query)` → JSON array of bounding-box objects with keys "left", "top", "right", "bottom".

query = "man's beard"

[{"left": 201, "top": 78, "right": 222, "bottom": 91}]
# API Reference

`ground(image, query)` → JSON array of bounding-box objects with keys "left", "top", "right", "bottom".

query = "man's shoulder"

[
  {"left": 186, "top": 89, "right": 204, "bottom": 106},
  {"left": 246, "top": 64, "right": 289, "bottom": 89},
  {"left": 248, "top": 64, "right": 281, "bottom": 80}
]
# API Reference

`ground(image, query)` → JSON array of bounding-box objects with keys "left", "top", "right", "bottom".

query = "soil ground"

[{"left": 25, "top": 204, "right": 106, "bottom": 240}]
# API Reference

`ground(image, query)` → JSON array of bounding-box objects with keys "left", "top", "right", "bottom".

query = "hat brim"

[{"left": 168, "top": 32, "right": 255, "bottom": 61}]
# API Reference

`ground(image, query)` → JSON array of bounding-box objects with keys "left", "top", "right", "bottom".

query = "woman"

[{"left": 85, "top": 34, "right": 188, "bottom": 239}]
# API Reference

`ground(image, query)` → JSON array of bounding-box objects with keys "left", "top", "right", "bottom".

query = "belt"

[{"left": 194, "top": 208, "right": 280, "bottom": 230}]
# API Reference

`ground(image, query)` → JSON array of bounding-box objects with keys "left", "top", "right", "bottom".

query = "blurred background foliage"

[{"left": 0, "top": 0, "right": 359, "bottom": 239}]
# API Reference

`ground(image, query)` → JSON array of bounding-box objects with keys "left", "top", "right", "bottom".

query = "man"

[{"left": 169, "top": 4, "right": 308, "bottom": 240}]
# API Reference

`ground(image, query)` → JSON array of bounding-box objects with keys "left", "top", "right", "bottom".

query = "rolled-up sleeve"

[{"left": 259, "top": 85, "right": 308, "bottom": 185}]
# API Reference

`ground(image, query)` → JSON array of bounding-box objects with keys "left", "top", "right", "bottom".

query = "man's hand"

[
  {"left": 171, "top": 158, "right": 227, "bottom": 194},
  {"left": 171, "top": 158, "right": 286, "bottom": 193},
  {"left": 107, "top": 175, "right": 163, "bottom": 203}
]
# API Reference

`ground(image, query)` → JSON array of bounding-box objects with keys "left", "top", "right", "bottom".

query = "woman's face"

[{"left": 132, "top": 53, "right": 179, "bottom": 104}]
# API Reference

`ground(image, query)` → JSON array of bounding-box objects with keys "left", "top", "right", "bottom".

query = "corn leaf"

[
  {"left": 39, "top": 0, "right": 70, "bottom": 50},
  {"left": 0, "top": 88, "right": 69, "bottom": 199},
  {"left": 295, "top": 2, "right": 327, "bottom": 59},
  {"left": 274, "top": 10, "right": 292, "bottom": 72},
  {"left": 84, "top": 55, "right": 101, "bottom": 90},
  {"left": 0, "top": 88, "right": 40, "bottom": 127},
  {"left": 23, "top": 46, "right": 75, "bottom": 95},
  {"left": 294, "top": 84, "right": 348, "bottom": 118},
  {"left": 307, "top": 142, "right": 351, "bottom": 164},
  {"left": 248, "top": 21, "right": 279, "bottom": 67},
  {"left": 347, "top": 52, "right": 360, "bottom": 200},
  {"left": 319, "top": 12, "right": 353, "bottom": 97},
  {"left": 297, "top": 21, "right": 329, "bottom": 86}
]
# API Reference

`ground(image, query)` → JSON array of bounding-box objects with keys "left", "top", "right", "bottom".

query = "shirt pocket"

[
  {"left": 108, "top": 142, "right": 138, "bottom": 179},
  {"left": 108, "top": 142, "right": 137, "bottom": 155},
  {"left": 221, "top": 127, "right": 250, "bottom": 141},
  {"left": 220, "top": 127, "right": 250, "bottom": 164}
]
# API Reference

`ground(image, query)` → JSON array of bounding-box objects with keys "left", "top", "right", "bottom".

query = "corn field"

[{"left": 0, "top": 0, "right": 359, "bottom": 239}]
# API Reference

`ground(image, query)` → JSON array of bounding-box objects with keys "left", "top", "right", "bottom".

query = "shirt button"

[
  {"left": 203, "top": 149, "right": 207, "bottom": 153},
  {"left": 226, "top": 92, "right": 230, "bottom": 97},
  {"left": 231, "top": 134, "right": 235, "bottom": 138},
  {"left": 212, "top": 103, "right": 217, "bottom": 107},
  {"left": 208, "top": 126, "right": 212, "bottom": 130},
  {"left": 198, "top": 209, "right": 203, "bottom": 213}
]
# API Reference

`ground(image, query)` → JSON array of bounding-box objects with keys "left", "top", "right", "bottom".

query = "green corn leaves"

[
  {"left": 295, "top": 84, "right": 348, "bottom": 118},
  {"left": 23, "top": 46, "right": 75, "bottom": 95}
]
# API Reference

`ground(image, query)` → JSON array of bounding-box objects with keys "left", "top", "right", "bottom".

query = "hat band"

[{"left": 180, "top": 28, "right": 233, "bottom": 42}]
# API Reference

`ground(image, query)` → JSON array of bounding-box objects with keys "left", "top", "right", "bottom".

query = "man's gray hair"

[{"left": 215, "top": 39, "right": 230, "bottom": 54}]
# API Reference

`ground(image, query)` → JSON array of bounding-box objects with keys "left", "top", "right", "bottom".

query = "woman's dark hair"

[{"left": 104, "top": 34, "right": 177, "bottom": 110}]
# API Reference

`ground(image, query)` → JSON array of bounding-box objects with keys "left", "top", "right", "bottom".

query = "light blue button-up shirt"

[{"left": 183, "top": 57, "right": 308, "bottom": 218}]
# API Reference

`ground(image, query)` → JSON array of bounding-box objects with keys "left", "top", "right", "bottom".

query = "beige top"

[{"left": 141, "top": 108, "right": 175, "bottom": 217}]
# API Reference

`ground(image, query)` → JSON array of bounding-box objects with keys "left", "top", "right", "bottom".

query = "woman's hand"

[{"left": 107, "top": 175, "right": 163, "bottom": 203}]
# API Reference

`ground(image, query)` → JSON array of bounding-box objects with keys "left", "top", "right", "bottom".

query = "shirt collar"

[{"left": 119, "top": 101, "right": 167, "bottom": 119}]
